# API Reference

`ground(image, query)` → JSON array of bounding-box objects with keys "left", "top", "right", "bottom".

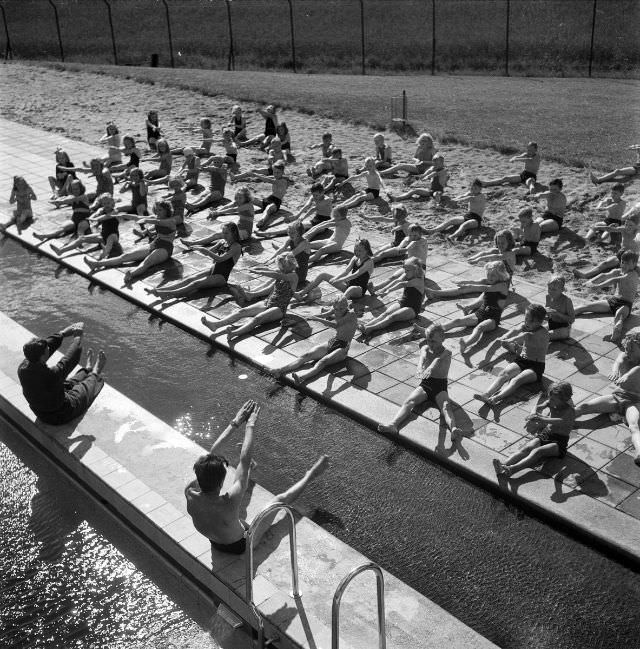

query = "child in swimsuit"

[
  {"left": 117, "top": 168, "right": 149, "bottom": 216},
  {"left": 145, "top": 138, "right": 174, "bottom": 185},
  {"left": 34, "top": 179, "right": 90, "bottom": 243},
  {"left": 146, "top": 110, "right": 162, "bottom": 151},
  {"left": 337, "top": 157, "right": 385, "bottom": 208},
  {"left": 585, "top": 183, "right": 626, "bottom": 243},
  {"left": 467, "top": 229, "right": 516, "bottom": 283},
  {"left": 99, "top": 122, "right": 123, "bottom": 166},
  {"left": 177, "top": 147, "right": 201, "bottom": 190},
  {"left": 528, "top": 178, "right": 567, "bottom": 234},
  {"left": 320, "top": 149, "right": 349, "bottom": 194},
  {"left": 228, "top": 105, "right": 247, "bottom": 141},
  {"left": 241, "top": 104, "right": 278, "bottom": 149},
  {"left": 1, "top": 176, "right": 37, "bottom": 234},
  {"left": 513, "top": 207, "right": 542, "bottom": 258},
  {"left": 574, "top": 249, "right": 639, "bottom": 343},
  {"left": 372, "top": 132, "right": 392, "bottom": 170},
  {"left": 306, "top": 206, "right": 352, "bottom": 264},
  {"left": 426, "top": 179, "right": 486, "bottom": 241},
  {"left": 163, "top": 177, "right": 188, "bottom": 237},
  {"left": 378, "top": 323, "right": 463, "bottom": 443},
  {"left": 221, "top": 129, "right": 239, "bottom": 169},
  {"left": 494, "top": 381, "right": 575, "bottom": 477},
  {"left": 379, "top": 133, "right": 435, "bottom": 178},
  {"left": 545, "top": 275, "right": 574, "bottom": 341},
  {"left": 478, "top": 141, "right": 539, "bottom": 190},
  {"left": 440, "top": 261, "right": 511, "bottom": 354},
  {"left": 388, "top": 153, "right": 448, "bottom": 203},
  {"left": 475, "top": 303, "right": 549, "bottom": 406},
  {"left": 231, "top": 140, "right": 285, "bottom": 183},
  {"left": 186, "top": 156, "right": 228, "bottom": 214},
  {"left": 201, "top": 253, "right": 298, "bottom": 339},
  {"left": 307, "top": 132, "right": 335, "bottom": 177},
  {"left": 110, "top": 136, "right": 142, "bottom": 182},
  {"left": 276, "top": 122, "right": 293, "bottom": 161},
  {"left": 294, "top": 239, "right": 374, "bottom": 303},
  {"left": 371, "top": 203, "right": 412, "bottom": 259},
  {"left": 590, "top": 145, "right": 640, "bottom": 184},
  {"left": 48, "top": 148, "right": 76, "bottom": 199},
  {"left": 358, "top": 257, "right": 425, "bottom": 339},
  {"left": 148, "top": 223, "right": 242, "bottom": 300},
  {"left": 272, "top": 296, "right": 358, "bottom": 383},
  {"left": 251, "top": 161, "right": 291, "bottom": 231}
]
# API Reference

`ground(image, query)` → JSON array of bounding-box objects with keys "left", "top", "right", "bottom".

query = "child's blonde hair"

[
  {"left": 392, "top": 203, "right": 408, "bottom": 220},
  {"left": 425, "top": 323, "right": 444, "bottom": 340},
  {"left": 547, "top": 274, "right": 565, "bottom": 291},
  {"left": 485, "top": 260, "right": 510, "bottom": 283},
  {"left": 417, "top": 133, "right": 433, "bottom": 146},
  {"left": 278, "top": 252, "right": 298, "bottom": 273},
  {"left": 518, "top": 207, "right": 534, "bottom": 221},
  {"left": 495, "top": 229, "right": 515, "bottom": 251}
]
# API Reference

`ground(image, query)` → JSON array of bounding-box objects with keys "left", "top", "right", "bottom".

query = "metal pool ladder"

[
  {"left": 245, "top": 503, "right": 301, "bottom": 648},
  {"left": 332, "top": 562, "right": 387, "bottom": 649}
]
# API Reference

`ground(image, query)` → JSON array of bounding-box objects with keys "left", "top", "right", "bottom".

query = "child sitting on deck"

[
  {"left": 426, "top": 179, "right": 486, "bottom": 240},
  {"left": 306, "top": 206, "right": 352, "bottom": 264},
  {"left": 478, "top": 141, "right": 539, "bottom": 190},
  {"left": 467, "top": 229, "right": 516, "bottom": 281},
  {"left": 545, "top": 275, "right": 575, "bottom": 341},
  {"left": 474, "top": 303, "right": 549, "bottom": 407},
  {"left": 186, "top": 156, "right": 228, "bottom": 214},
  {"left": 526, "top": 178, "right": 567, "bottom": 234},
  {"left": 1, "top": 176, "right": 37, "bottom": 234},
  {"left": 272, "top": 296, "right": 358, "bottom": 383},
  {"left": 574, "top": 250, "right": 639, "bottom": 343},
  {"left": 252, "top": 161, "right": 291, "bottom": 231},
  {"left": 513, "top": 208, "right": 542, "bottom": 258},
  {"left": 378, "top": 323, "right": 462, "bottom": 442},
  {"left": 440, "top": 261, "right": 511, "bottom": 354},
  {"left": 493, "top": 381, "right": 575, "bottom": 478},
  {"left": 585, "top": 184, "right": 627, "bottom": 243},
  {"left": 337, "top": 157, "right": 385, "bottom": 208},
  {"left": 388, "top": 153, "right": 448, "bottom": 203}
]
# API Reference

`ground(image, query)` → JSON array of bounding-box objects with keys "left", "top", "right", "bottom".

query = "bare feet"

[
  {"left": 50, "top": 243, "right": 62, "bottom": 255},
  {"left": 451, "top": 427, "right": 464, "bottom": 443},
  {"left": 377, "top": 424, "right": 399, "bottom": 434},
  {"left": 92, "top": 350, "right": 107, "bottom": 375},
  {"left": 84, "top": 256, "right": 99, "bottom": 270},
  {"left": 201, "top": 315, "right": 217, "bottom": 332},
  {"left": 589, "top": 171, "right": 600, "bottom": 185},
  {"left": 492, "top": 458, "right": 508, "bottom": 476},
  {"left": 610, "top": 323, "right": 624, "bottom": 344},
  {"left": 123, "top": 270, "right": 133, "bottom": 285},
  {"left": 459, "top": 338, "right": 468, "bottom": 353},
  {"left": 291, "top": 371, "right": 303, "bottom": 383},
  {"left": 33, "top": 232, "right": 48, "bottom": 241},
  {"left": 85, "top": 348, "right": 94, "bottom": 370},
  {"left": 143, "top": 287, "right": 158, "bottom": 296},
  {"left": 474, "top": 393, "right": 494, "bottom": 406},
  {"left": 456, "top": 302, "right": 470, "bottom": 315}
]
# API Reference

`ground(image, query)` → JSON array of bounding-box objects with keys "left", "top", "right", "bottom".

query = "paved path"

[{"left": 1, "top": 117, "right": 639, "bottom": 564}]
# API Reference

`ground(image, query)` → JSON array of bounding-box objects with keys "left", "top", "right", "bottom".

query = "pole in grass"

[
  {"left": 504, "top": 0, "right": 510, "bottom": 77},
  {"left": 47, "top": 0, "right": 64, "bottom": 62},
  {"left": 588, "top": 0, "right": 597, "bottom": 78},
  {"left": 161, "top": 0, "right": 175, "bottom": 68},
  {"left": 224, "top": 0, "right": 235, "bottom": 71},
  {"left": 0, "top": 2, "right": 13, "bottom": 62},
  {"left": 286, "top": 0, "right": 296, "bottom": 73},
  {"left": 359, "top": 0, "right": 365, "bottom": 75},
  {"left": 102, "top": 0, "right": 118, "bottom": 66}
]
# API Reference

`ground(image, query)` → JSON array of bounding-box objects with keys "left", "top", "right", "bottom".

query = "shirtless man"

[
  {"left": 273, "top": 296, "right": 358, "bottom": 383},
  {"left": 575, "top": 331, "right": 640, "bottom": 467},
  {"left": 185, "top": 400, "right": 329, "bottom": 554}
]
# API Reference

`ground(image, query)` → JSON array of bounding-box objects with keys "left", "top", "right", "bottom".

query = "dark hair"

[
  {"left": 548, "top": 381, "right": 572, "bottom": 403},
  {"left": 332, "top": 148, "right": 342, "bottom": 156},
  {"left": 155, "top": 200, "right": 173, "bottom": 218},
  {"left": 518, "top": 207, "right": 534, "bottom": 220},
  {"left": 527, "top": 303, "right": 547, "bottom": 323},
  {"left": 612, "top": 183, "right": 625, "bottom": 194},
  {"left": 23, "top": 337, "right": 47, "bottom": 362},
  {"left": 223, "top": 221, "right": 241, "bottom": 244},
  {"left": 322, "top": 132, "right": 332, "bottom": 140},
  {"left": 471, "top": 178, "right": 482, "bottom": 188},
  {"left": 356, "top": 238, "right": 373, "bottom": 257},
  {"left": 193, "top": 454, "right": 228, "bottom": 493},
  {"left": 310, "top": 182, "right": 324, "bottom": 194},
  {"left": 620, "top": 250, "right": 638, "bottom": 267},
  {"left": 549, "top": 178, "right": 563, "bottom": 189}
]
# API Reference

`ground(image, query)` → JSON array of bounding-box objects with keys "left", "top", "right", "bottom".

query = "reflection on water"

[{"left": 2, "top": 239, "right": 640, "bottom": 649}]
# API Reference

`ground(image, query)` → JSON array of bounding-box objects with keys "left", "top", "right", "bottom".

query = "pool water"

[{"left": 2, "top": 238, "right": 640, "bottom": 649}]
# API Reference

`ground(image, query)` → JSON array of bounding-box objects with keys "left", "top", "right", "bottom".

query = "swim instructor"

[{"left": 18, "top": 321, "right": 106, "bottom": 425}]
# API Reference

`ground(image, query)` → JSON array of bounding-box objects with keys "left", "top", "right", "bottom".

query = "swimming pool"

[{"left": 2, "top": 237, "right": 640, "bottom": 649}]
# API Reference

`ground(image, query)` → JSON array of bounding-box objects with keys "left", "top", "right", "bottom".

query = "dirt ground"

[{"left": 1, "top": 62, "right": 639, "bottom": 303}]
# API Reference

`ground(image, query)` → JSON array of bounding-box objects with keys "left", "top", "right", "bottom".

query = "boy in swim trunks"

[
  {"left": 574, "top": 250, "right": 639, "bottom": 343},
  {"left": 272, "top": 296, "right": 357, "bottom": 383},
  {"left": 321, "top": 149, "right": 349, "bottom": 194},
  {"left": 425, "top": 178, "right": 486, "bottom": 240},
  {"left": 590, "top": 145, "right": 640, "bottom": 184},
  {"left": 585, "top": 183, "right": 626, "bottom": 243},
  {"left": 252, "top": 161, "right": 291, "bottom": 231},
  {"left": 475, "top": 303, "right": 549, "bottom": 407},
  {"left": 306, "top": 206, "right": 352, "bottom": 263},
  {"left": 513, "top": 207, "right": 542, "bottom": 258},
  {"left": 185, "top": 399, "right": 329, "bottom": 556},
  {"left": 479, "top": 141, "right": 539, "bottom": 190},
  {"left": 493, "top": 381, "right": 575, "bottom": 478},
  {"left": 378, "top": 323, "right": 463, "bottom": 442},
  {"left": 574, "top": 331, "right": 640, "bottom": 467},
  {"left": 544, "top": 275, "right": 575, "bottom": 341},
  {"left": 527, "top": 178, "right": 567, "bottom": 234}
]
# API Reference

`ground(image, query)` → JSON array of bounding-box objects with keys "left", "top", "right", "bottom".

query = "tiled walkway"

[{"left": 1, "top": 118, "right": 639, "bottom": 561}]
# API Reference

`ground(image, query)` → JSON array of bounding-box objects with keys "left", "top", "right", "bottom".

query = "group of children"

[{"left": 3, "top": 104, "right": 640, "bottom": 474}]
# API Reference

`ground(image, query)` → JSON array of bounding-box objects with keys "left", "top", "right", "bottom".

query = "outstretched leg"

[{"left": 624, "top": 405, "right": 640, "bottom": 466}]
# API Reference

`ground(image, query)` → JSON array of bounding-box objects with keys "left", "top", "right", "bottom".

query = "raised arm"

[
  {"left": 50, "top": 322, "right": 85, "bottom": 380},
  {"left": 228, "top": 402, "right": 260, "bottom": 498},
  {"left": 208, "top": 400, "right": 254, "bottom": 455}
]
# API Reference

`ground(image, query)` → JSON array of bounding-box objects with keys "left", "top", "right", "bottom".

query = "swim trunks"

[
  {"left": 520, "top": 170, "right": 537, "bottom": 184},
  {"left": 535, "top": 426, "right": 568, "bottom": 458},
  {"left": 522, "top": 240, "right": 539, "bottom": 255},
  {"left": 368, "top": 188, "right": 380, "bottom": 199},
  {"left": 463, "top": 212, "right": 482, "bottom": 225},
  {"left": 210, "top": 537, "right": 246, "bottom": 555},
  {"left": 514, "top": 355, "right": 545, "bottom": 382},
  {"left": 399, "top": 286, "right": 424, "bottom": 313},
  {"left": 607, "top": 296, "right": 632, "bottom": 315},
  {"left": 419, "top": 376, "right": 447, "bottom": 402},
  {"left": 262, "top": 195, "right": 282, "bottom": 211},
  {"left": 326, "top": 336, "right": 349, "bottom": 354},
  {"left": 547, "top": 319, "right": 567, "bottom": 331},
  {"left": 543, "top": 211, "right": 563, "bottom": 228}
]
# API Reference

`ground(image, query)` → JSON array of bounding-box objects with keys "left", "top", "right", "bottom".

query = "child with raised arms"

[
  {"left": 388, "top": 153, "right": 448, "bottom": 203},
  {"left": 545, "top": 275, "right": 574, "bottom": 341},
  {"left": 116, "top": 168, "right": 149, "bottom": 216},
  {"left": 228, "top": 105, "right": 247, "bottom": 141},
  {"left": 513, "top": 208, "right": 542, "bottom": 258},
  {"left": 574, "top": 249, "right": 639, "bottom": 343},
  {"left": 98, "top": 122, "right": 122, "bottom": 166},
  {"left": 177, "top": 147, "right": 200, "bottom": 190},
  {"left": 320, "top": 149, "right": 349, "bottom": 194},
  {"left": 585, "top": 183, "right": 626, "bottom": 243},
  {"left": 306, "top": 206, "right": 352, "bottom": 264},
  {"left": 186, "top": 156, "right": 228, "bottom": 214},
  {"left": 479, "top": 141, "right": 539, "bottom": 190},
  {"left": 252, "top": 161, "right": 291, "bottom": 231},
  {"left": 440, "top": 261, "right": 511, "bottom": 354},
  {"left": 241, "top": 104, "right": 278, "bottom": 149},
  {"left": 307, "top": 132, "right": 334, "bottom": 177},
  {"left": 336, "top": 157, "right": 385, "bottom": 209},
  {"left": 146, "top": 110, "right": 162, "bottom": 151},
  {"left": 109, "top": 136, "right": 142, "bottom": 181},
  {"left": 426, "top": 179, "right": 486, "bottom": 240},
  {"left": 272, "top": 296, "right": 358, "bottom": 383},
  {"left": 48, "top": 148, "right": 76, "bottom": 199},
  {"left": 467, "top": 229, "right": 516, "bottom": 280},
  {"left": 379, "top": 133, "right": 435, "bottom": 178},
  {"left": 371, "top": 204, "right": 411, "bottom": 261},
  {"left": 493, "top": 381, "right": 574, "bottom": 478},
  {"left": 145, "top": 138, "right": 174, "bottom": 186},
  {"left": 358, "top": 258, "right": 425, "bottom": 339},
  {"left": 378, "top": 323, "right": 462, "bottom": 442},
  {"left": 590, "top": 145, "right": 640, "bottom": 184},
  {"left": 475, "top": 303, "right": 549, "bottom": 407},
  {"left": 163, "top": 177, "right": 188, "bottom": 237},
  {"left": 34, "top": 179, "right": 90, "bottom": 243},
  {"left": 526, "top": 178, "right": 567, "bottom": 234}
]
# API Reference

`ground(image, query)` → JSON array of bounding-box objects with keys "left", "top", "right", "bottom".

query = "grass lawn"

[{"left": 39, "top": 62, "right": 640, "bottom": 170}]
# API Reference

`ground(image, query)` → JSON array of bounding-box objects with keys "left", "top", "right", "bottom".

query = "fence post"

[
  {"left": 224, "top": 0, "right": 234, "bottom": 71},
  {"left": 504, "top": 0, "right": 510, "bottom": 76},
  {"left": 102, "top": 0, "right": 118, "bottom": 65},
  {"left": 431, "top": 0, "right": 436, "bottom": 76},
  {"left": 285, "top": 0, "right": 296, "bottom": 72},
  {"left": 47, "top": 0, "right": 64, "bottom": 62},
  {"left": 160, "top": 0, "right": 175, "bottom": 68},
  {"left": 359, "top": 0, "right": 365, "bottom": 75},
  {"left": 1, "top": 2, "right": 13, "bottom": 61},
  {"left": 588, "top": 0, "right": 597, "bottom": 77}
]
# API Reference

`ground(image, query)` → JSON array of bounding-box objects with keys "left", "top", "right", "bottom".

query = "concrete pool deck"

[
  {"left": 0, "top": 311, "right": 496, "bottom": 649},
  {"left": 1, "top": 118, "right": 640, "bottom": 570}
]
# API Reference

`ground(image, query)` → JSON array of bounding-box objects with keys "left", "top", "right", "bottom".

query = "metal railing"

[
  {"left": 332, "top": 562, "right": 386, "bottom": 649},
  {"left": 245, "top": 503, "right": 301, "bottom": 648}
]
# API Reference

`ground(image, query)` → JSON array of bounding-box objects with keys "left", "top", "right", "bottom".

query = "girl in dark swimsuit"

[
  {"left": 49, "top": 193, "right": 126, "bottom": 258},
  {"left": 357, "top": 258, "right": 425, "bottom": 339},
  {"left": 293, "top": 239, "right": 374, "bottom": 303},
  {"left": 147, "top": 223, "right": 242, "bottom": 300},
  {"left": 84, "top": 200, "right": 176, "bottom": 284},
  {"left": 201, "top": 253, "right": 298, "bottom": 339},
  {"left": 439, "top": 261, "right": 511, "bottom": 353},
  {"left": 117, "top": 168, "right": 149, "bottom": 216},
  {"left": 145, "top": 138, "right": 174, "bottom": 185},
  {"left": 48, "top": 148, "right": 76, "bottom": 199},
  {"left": 110, "top": 136, "right": 142, "bottom": 181},
  {"left": 34, "top": 179, "right": 90, "bottom": 243}
]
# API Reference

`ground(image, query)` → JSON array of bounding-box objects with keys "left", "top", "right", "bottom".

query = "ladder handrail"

[
  {"left": 245, "top": 502, "right": 301, "bottom": 603},
  {"left": 332, "top": 562, "right": 386, "bottom": 649}
]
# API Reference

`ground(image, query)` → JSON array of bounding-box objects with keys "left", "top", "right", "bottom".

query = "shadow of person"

[{"left": 548, "top": 339, "right": 596, "bottom": 374}]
